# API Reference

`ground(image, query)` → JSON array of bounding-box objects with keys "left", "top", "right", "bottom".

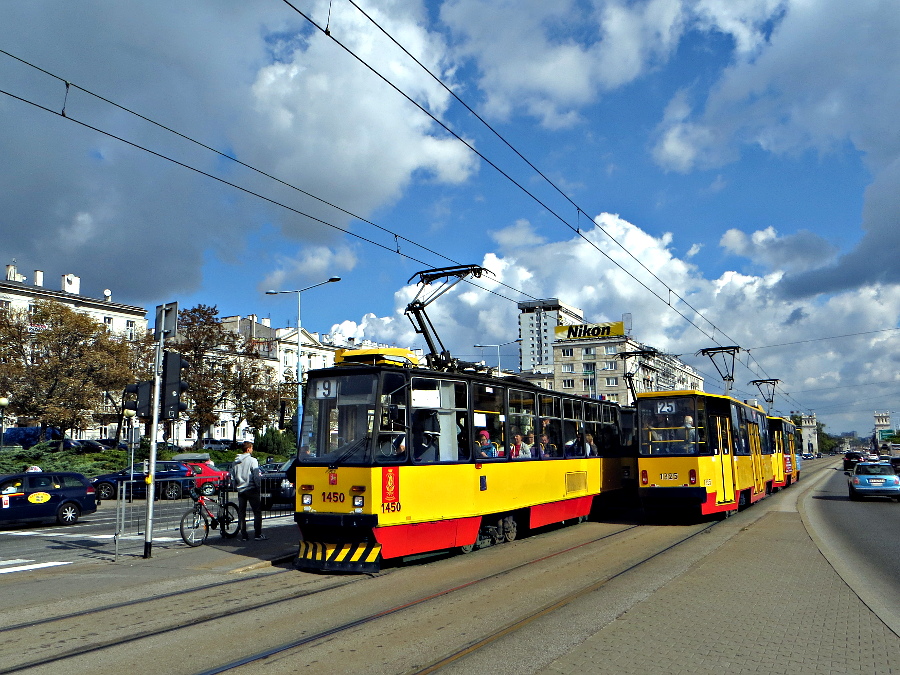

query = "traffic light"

[
  {"left": 161, "top": 351, "right": 190, "bottom": 419},
  {"left": 124, "top": 381, "right": 152, "bottom": 418}
]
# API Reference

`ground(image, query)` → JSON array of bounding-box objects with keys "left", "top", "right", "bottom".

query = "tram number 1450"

[
  {"left": 322, "top": 492, "right": 345, "bottom": 503},
  {"left": 382, "top": 502, "right": 402, "bottom": 513}
]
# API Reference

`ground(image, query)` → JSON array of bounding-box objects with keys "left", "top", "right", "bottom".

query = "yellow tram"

[
  {"left": 635, "top": 390, "right": 775, "bottom": 516},
  {"left": 767, "top": 415, "right": 799, "bottom": 488},
  {"left": 292, "top": 357, "right": 636, "bottom": 572}
]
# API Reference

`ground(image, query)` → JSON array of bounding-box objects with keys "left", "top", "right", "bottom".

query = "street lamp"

[
  {"left": 267, "top": 276, "right": 341, "bottom": 450},
  {"left": 0, "top": 397, "right": 8, "bottom": 449},
  {"left": 474, "top": 339, "right": 521, "bottom": 372}
]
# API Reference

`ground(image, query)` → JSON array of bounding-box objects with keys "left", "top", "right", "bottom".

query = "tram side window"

[
  {"left": 474, "top": 383, "right": 506, "bottom": 459},
  {"left": 537, "top": 394, "right": 562, "bottom": 458},
  {"left": 376, "top": 373, "right": 408, "bottom": 464},
  {"left": 563, "top": 399, "right": 586, "bottom": 457},
  {"left": 408, "top": 378, "right": 469, "bottom": 463},
  {"left": 732, "top": 405, "right": 750, "bottom": 455},
  {"left": 508, "top": 390, "right": 536, "bottom": 460}
]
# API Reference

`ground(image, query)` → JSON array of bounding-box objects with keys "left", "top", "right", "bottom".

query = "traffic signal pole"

[
  {"left": 143, "top": 335, "right": 164, "bottom": 559},
  {"left": 144, "top": 302, "right": 178, "bottom": 559}
]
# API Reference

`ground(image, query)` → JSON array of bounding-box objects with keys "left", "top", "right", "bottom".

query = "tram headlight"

[
  {"left": 353, "top": 495, "right": 364, "bottom": 507},
  {"left": 302, "top": 493, "right": 312, "bottom": 505}
]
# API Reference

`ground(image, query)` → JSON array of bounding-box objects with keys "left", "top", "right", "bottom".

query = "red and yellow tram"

[{"left": 292, "top": 357, "right": 635, "bottom": 572}]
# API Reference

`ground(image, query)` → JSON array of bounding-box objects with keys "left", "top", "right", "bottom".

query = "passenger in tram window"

[
  {"left": 509, "top": 433, "right": 528, "bottom": 459},
  {"left": 477, "top": 430, "right": 496, "bottom": 458},
  {"left": 584, "top": 433, "right": 598, "bottom": 456}
]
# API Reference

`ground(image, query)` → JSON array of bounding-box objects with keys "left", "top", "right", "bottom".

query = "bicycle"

[{"left": 180, "top": 484, "right": 240, "bottom": 546}]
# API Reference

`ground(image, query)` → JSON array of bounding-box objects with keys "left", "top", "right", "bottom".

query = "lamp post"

[
  {"left": 0, "top": 397, "right": 8, "bottom": 449},
  {"left": 267, "top": 277, "right": 341, "bottom": 450},
  {"left": 474, "top": 339, "right": 521, "bottom": 373}
]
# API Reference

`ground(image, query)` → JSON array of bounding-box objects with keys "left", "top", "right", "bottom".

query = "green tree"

[
  {"left": 171, "top": 304, "right": 236, "bottom": 444},
  {"left": 0, "top": 301, "right": 132, "bottom": 441}
]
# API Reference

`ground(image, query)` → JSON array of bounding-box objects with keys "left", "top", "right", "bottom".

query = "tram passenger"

[
  {"left": 477, "top": 430, "right": 496, "bottom": 458},
  {"left": 584, "top": 433, "right": 598, "bottom": 456},
  {"left": 509, "top": 433, "right": 528, "bottom": 459}
]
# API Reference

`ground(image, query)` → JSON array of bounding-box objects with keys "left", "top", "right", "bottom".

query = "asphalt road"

[{"left": 803, "top": 460, "right": 900, "bottom": 634}]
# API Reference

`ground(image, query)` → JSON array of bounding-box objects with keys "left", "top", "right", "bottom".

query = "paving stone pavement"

[{"left": 540, "top": 510, "right": 900, "bottom": 675}]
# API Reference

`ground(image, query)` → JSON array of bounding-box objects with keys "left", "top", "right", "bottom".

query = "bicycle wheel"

[
  {"left": 180, "top": 509, "right": 209, "bottom": 546},
  {"left": 219, "top": 502, "right": 240, "bottom": 539}
]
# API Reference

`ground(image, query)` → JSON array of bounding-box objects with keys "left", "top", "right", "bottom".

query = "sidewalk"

[{"left": 541, "top": 465, "right": 900, "bottom": 675}]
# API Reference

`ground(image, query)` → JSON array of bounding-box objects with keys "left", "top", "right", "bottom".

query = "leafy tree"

[
  {"left": 222, "top": 335, "right": 279, "bottom": 444},
  {"left": 254, "top": 427, "right": 293, "bottom": 459},
  {"left": 171, "top": 304, "right": 235, "bottom": 443},
  {"left": 0, "top": 301, "right": 132, "bottom": 442}
]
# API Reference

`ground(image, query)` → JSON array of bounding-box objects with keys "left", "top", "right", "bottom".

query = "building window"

[
  {"left": 561, "top": 348, "right": 573, "bottom": 357},
  {"left": 605, "top": 345, "right": 618, "bottom": 355},
  {"left": 602, "top": 361, "right": 617, "bottom": 371},
  {"left": 562, "top": 379, "right": 575, "bottom": 389},
  {"left": 582, "top": 378, "right": 595, "bottom": 391},
  {"left": 561, "top": 364, "right": 574, "bottom": 373},
  {"left": 126, "top": 320, "right": 135, "bottom": 340},
  {"left": 0, "top": 300, "right": 9, "bottom": 312},
  {"left": 583, "top": 347, "right": 595, "bottom": 357},
  {"left": 606, "top": 394, "right": 619, "bottom": 402},
  {"left": 103, "top": 316, "right": 113, "bottom": 331},
  {"left": 582, "top": 363, "right": 595, "bottom": 373},
  {"left": 605, "top": 377, "right": 618, "bottom": 387}
]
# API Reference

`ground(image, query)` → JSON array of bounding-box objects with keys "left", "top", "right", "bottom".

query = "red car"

[{"left": 184, "top": 462, "right": 229, "bottom": 496}]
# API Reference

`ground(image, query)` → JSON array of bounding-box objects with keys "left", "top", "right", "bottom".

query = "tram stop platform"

[{"left": 535, "top": 459, "right": 900, "bottom": 675}]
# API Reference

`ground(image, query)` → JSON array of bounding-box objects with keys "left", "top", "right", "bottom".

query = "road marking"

[
  {"left": 0, "top": 559, "right": 33, "bottom": 567},
  {"left": 0, "top": 532, "right": 181, "bottom": 541},
  {"left": 0, "top": 561, "right": 72, "bottom": 574}
]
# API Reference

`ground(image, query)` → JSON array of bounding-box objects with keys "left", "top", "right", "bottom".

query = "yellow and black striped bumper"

[{"left": 295, "top": 540, "right": 382, "bottom": 573}]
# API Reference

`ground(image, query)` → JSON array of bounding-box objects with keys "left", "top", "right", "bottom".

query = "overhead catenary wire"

[{"left": 281, "top": 0, "right": 812, "bottom": 412}]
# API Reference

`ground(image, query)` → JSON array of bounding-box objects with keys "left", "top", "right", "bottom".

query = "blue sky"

[{"left": 1, "top": 0, "right": 899, "bottom": 436}]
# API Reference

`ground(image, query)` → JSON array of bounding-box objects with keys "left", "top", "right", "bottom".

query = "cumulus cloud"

[
  {"left": 0, "top": 0, "right": 476, "bottom": 302},
  {"left": 719, "top": 226, "right": 837, "bottom": 273}
]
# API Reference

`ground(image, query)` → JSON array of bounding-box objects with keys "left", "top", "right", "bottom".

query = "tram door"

[
  {"left": 710, "top": 415, "right": 735, "bottom": 504},
  {"left": 773, "top": 430, "right": 786, "bottom": 485},
  {"left": 748, "top": 424, "right": 765, "bottom": 494}
]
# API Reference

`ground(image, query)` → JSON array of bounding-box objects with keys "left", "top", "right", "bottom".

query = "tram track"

[
  {"left": 192, "top": 520, "right": 718, "bottom": 675},
  {"left": 0, "top": 568, "right": 368, "bottom": 675},
  {"left": 0, "top": 523, "right": 642, "bottom": 674}
]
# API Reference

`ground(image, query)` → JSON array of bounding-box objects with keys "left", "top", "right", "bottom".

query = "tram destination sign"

[{"left": 555, "top": 321, "right": 625, "bottom": 341}]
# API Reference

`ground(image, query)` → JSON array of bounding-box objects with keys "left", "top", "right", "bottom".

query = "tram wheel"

[
  {"left": 457, "top": 543, "right": 475, "bottom": 554},
  {"left": 502, "top": 516, "right": 518, "bottom": 543}
]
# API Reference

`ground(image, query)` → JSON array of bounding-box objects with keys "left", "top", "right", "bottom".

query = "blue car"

[
  {"left": 846, "top": 462, "right": 900, "bottom": 501},
  {"left": 0, "top": 471, "right": 98, "bottom": 526},
  {"left": 91, "top": 461, "right": 196, "bottom": 501}
]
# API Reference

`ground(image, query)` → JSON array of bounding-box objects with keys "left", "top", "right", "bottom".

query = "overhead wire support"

[
  {"left": 405, "top": 265, "right": 492, "bottom": 373},
  {"left": 696, "top": 346, "right": 741, "bottom": 395}
]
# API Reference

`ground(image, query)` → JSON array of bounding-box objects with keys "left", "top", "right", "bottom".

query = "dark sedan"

[
  {"left": 91, "top": 461, "right": 196, "bottom": 501},
  {"left": 258, "top": 458, "right": 297, "bottom": 509},
  {"left": 0, "top": 471, "right": 97, "bottom": 526}
]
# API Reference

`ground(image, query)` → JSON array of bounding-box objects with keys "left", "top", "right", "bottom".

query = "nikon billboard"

[{"left": 555, "top": 321, "right": 625, "bottom": 341}]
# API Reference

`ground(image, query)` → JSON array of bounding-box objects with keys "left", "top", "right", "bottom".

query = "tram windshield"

[
  {"left": 637, "top": 397, "right": 703, "bottom": 455},
  {"left": 299, "top": 373, "right": 377, "bottom": 465}
]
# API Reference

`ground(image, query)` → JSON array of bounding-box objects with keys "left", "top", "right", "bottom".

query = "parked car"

[
  {"left": 96, "top": 438, "right": 129, "bottom": 450},
  {"left": 78, "top": 439, "right": 107, "bottom": 452},
  {"left": 257, "top": 458, "right": 297, "bottom": 509},
  {"left": 183, "top": 462, "right": 229, "bottom": 496},
  {"left": 846, "top": 462, "right": 900, "bottom": 501},
  {"left": 200, "top": 438, "right": 232, "bottom": 450},
  {"left": 91, "top": 461, "right": 196, "bottom": 501},
  {"left": 0, "top": 471, "right": 97, "bottom": 526},
  {"left": 843, "top": 451, "right": 866, "bottom": 471}
]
